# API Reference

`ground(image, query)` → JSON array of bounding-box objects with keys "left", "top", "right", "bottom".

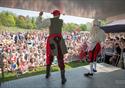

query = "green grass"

[
  {"left": 65, "top": 60, "right": 88, "bottom": 68},
  {"left": 0, "top": 26, "right": 37, "bottom": 33},
  {"left": 0, "top": 60, "right": 88, "bottom": 82}
]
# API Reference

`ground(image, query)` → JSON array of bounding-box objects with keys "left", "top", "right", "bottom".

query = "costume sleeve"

[
  {"left": 36, "top": 18, "right": 51, "bottom": 29},
  {"left": 36, "top": 16, "right": 42, "bottom": 25},
  {"left": 90, "top": 27, "right": 106, "bottom": 43},
  {"left": 41, "top": 18, "right": 51, "bottom": 28},
  {"left": 98, "top": 29, "right": 106, "bottom": 42}
]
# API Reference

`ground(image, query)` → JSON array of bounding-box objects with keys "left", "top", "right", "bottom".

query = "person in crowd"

[
  {"left": 109, "top": 42, "right": 121, "bottom": 66},
  {"left": 104, "top": 39, "right": 115, "bottom": 64},
  {"left": 121, "top": 38, "right": 125, "bottom": 68}
]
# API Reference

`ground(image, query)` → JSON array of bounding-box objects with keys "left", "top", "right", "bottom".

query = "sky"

[{"left": 0, "top": 7, "right": 94, "bottom": 25}]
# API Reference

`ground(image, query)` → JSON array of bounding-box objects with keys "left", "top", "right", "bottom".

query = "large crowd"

[
  {"left": 0, "top": 30, "right": 89, "bottom": 74},
  {"left": 0, "top": 30, "right": 125, "bottom": 75}
]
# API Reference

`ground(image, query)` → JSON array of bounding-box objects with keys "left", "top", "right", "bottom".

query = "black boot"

[
  {"left": 45, "top": 65, "right": 51, "bottom": 79},
  {"left": 61, "top": 70, "right": 67, "bottom": 84},
  {"left": 84, "top": 72, "right": 93, "bottom": 77}
]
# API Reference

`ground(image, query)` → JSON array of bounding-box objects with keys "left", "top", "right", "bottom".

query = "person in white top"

[{"left": 84, "top": 19, "right": 106, "bottom": 76}]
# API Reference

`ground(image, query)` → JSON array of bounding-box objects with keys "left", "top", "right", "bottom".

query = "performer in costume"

[
  {"left": 84, "top": 19, "right": 106, "bottom": 76},
  {"left": 36, "top": 10, "right": 68, "bottom": 84}
]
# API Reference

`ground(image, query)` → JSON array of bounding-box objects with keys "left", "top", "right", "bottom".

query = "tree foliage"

[
  {"left": 63, "top": 23, "right": 79, "bottom": 32},
  {"left": 16, "top": 15, "right": 36, "bottom": 29},
  {"left": 86, "top": 22, "right": 92, "bottom": 31},
  {"left": 79, "top": 24, "right": 87, "bottom": 31},
  {"left": 0, "top": 20, "right": 2, "bottom": 26},
  {"left": 31, "top": 17, "right": 36, "bottom": 29},
  {"left": 0, "top": 11, "right": 91, "bottom": 31},
  {"left": 99, "top": 19, "right": 108, "bottom": 26},
  {"left": 0, "top": 11, "right": 36, "bottom": 29},
  {"left": 16, "top": 15, "right": 27, "bottom": 28},
  {"left": 0, "top": 11, "right": 16, "bottom": 27}
]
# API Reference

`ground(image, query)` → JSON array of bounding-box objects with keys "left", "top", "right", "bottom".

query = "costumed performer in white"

[{"left": 84, "top": 19, "right": 106, "bottom": 76}]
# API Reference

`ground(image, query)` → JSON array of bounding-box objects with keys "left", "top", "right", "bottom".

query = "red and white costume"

[
  {"left": 36, "top": 10, "right": 67, "bottom": 84},
  {"left": 87, "top": 26, "right": 106, "bottom": 62},
  {"left": 87, "top": 20, "right": 106, "bottom": 74}
]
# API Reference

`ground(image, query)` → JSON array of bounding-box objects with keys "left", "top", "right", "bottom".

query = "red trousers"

[
  {"left": 46, "top": 34, "right": 65, "bottom": 70},
  {"left": 88, "top": 43, "right": 101, "bottom": 62}
]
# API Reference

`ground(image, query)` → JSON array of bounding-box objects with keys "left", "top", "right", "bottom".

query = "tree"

[
  {"left": 79, "top": 24, "right": 87, "bottom": 31},
  {"left": 99, "top": 19, "right": 108, "bottom": 26},
  {"left": 62, "top": 23, "right": 78, "bottom": 32},
  {"left": 0, "top": 11, "right": 16, "bottom": 27},
  {"left": 31, "top": 17, "right": 36, "bottom": 29},
  {"left": 86, "top": 22, "right": 92, "bottom": 31},
  {"left": 0, "top": 19, "right": 2, "bottom": 26},
  {"left": 26, "top": 18, "right": 34, "bottom": 29},
  {"left": 16, "top": 15, "right": 27, "bottom": 28}
]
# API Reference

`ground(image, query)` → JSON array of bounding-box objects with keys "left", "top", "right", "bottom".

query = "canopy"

[
  {"left": 0, "top": 0, "right": 125, "bottom": 18},
  {"left": 101, "top": 19, "right": 125, "bottom": 33},
  {"left": 101, "top": 25, "right": 125, "bottom": 33}
]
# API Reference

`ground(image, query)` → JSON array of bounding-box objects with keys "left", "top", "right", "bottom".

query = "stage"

[{"left": 0, "top": 63, "right": 125, "bottom": 88}]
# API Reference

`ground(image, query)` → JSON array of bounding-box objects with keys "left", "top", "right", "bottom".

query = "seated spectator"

[
  {"left": 28, "top": 58, "right": 36, "bottom": 71},
  {"left": 109, "top": 42, "right": 121, "bottom": 66},
  {"left": 104, "top": 40, "right": 114, "bottom": 64},
  {"left": 109, "top": 53, "right": 118, "bottom": 66}
]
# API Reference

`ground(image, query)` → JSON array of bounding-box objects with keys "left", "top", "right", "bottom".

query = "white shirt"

[
  {"left": 36, "top": 17, "right": 51, "bottom": 29},
  {"left": 89, "top": 27, "right": 106, "bottom": 43},
  {"left": 87, "top": 26, "right": 106, "bottom": 51}
]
